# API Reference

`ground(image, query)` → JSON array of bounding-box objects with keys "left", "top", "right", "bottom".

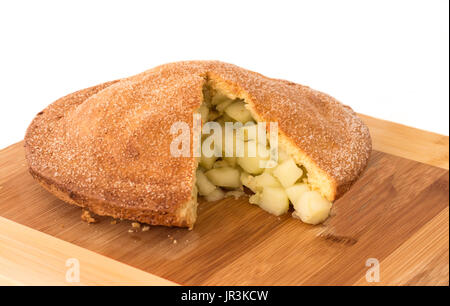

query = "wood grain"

[
  {"left": 0, "top": 217, "right": 177, "bottom": 286},
  {"left": 0, "top": 127, "right": 448, "bottom": 285},
  {"left": 359, "top": 114, "right": 449, "bottom": 170},
  {"left": 354, "top": 207, "right": 449, "bottom": 286}
]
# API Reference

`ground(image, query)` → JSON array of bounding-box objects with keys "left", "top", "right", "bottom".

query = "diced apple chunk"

[
  {"left": 242, "top": 123, "right": 256, "bottom": 140},
  {"left": 196, "top": 170, "right": 217, "bottom": 196},
  {"left": 285, "top": 183, "right": 310, "bottom": 204},
  {"left": 215, "top": 116, "right": 225, "bottom": 126},
  {"left": 211, "top": 93, "right": 232, "bottom": 105},
  {"left": 208, "top": 110, "right": 221, "bottom": 121},
  {"left": 253, "top": 173, "right": 281, "bottom": 191},
  {"left": 273, "top": 159, "right": 303, "bottom": 188},
  {"left": 221, "top": 113, "right": 235, "bottom": 123},
  {"left": 239, "top": 123, "right": 257, "bottom": 141},
  {"left": 249, "top": 193, "right": 260, "bottom": 205},
  {"left": 213, "top": 160, "right": 229, "bottom": 168},
  {"left": 258, "top": 187, "right": 289, "bottom": 216},
  {"left": 224, "top": 156, "right": 237, "bottom": 167},
  {"left": 216, "top": 100, "right": 233, "bottom": 113},
  {"left": 198, "top": 104, "right": 209, "bottom": 123},
  {"left": 293, "top": 190, "right": 332, "bottom": 225},
  {"left": 221, "top": 127, "right": 239, "bottom": 157},
  {"left": 237, "top": 141, "right": 270, "bottom": 175},
  {"left": 205, "top": 188, "right": 225, "bottom": 202},
  {"left": 240, "top": 172, "right": 257, "bottom": 193},
  {"left": 238, "top": 123, "right": 268, "bottom": 145},
  {"left": 277, "top": 149, "right": 290, "bottom": 163},
  {"left": 200, "top": 154, "right": 217, "bottom": 170},
  {"left": 205, "top": 167, "right": 240, "bottom": 188},
  {"left": 224, "top": 101, "right": 253, "bottom": 123},
  {"left": 225, "top": 190, "right": 245, "bottom": 200},
  {"left": 263, "top": 164, "right": 276, "bottom": 175}
]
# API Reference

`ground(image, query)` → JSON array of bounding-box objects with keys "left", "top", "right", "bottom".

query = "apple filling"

[{"left": 195, "top": 86, "right": 332, "bottom": 225}]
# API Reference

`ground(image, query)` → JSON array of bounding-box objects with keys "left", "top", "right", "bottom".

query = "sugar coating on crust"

[{"left": 25, "top": 61, "right": 372, "bottom": 227}]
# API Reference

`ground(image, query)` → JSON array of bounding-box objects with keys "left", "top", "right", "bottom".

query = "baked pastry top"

[{"left": 25, "top": 61, "right": 372, "bottom": 228}]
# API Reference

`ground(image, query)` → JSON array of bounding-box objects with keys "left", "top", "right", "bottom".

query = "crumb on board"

[
  {"left": 225, "top": 190, "right": 245, "bottom": 200},
  {"left": 128, "top": 223, "right": 151, "bottom": 233},
  {"left": 110, "top": 219, "right": 117, "bottom": 225},
  {"left": 81, "top": 209, "right": 97, "bottom": 224},
  {"left": 167, "top": 234, "right": 178, "bottom": 244}
]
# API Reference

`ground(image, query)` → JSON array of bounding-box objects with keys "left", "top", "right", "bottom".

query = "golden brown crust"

[{"left": 25, "top": 61, "right": 371, "bottom": 227}]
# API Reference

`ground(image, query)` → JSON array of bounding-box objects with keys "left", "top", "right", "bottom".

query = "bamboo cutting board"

[{"left": 0, "top": 114, "right": 448, "bottom": 286}]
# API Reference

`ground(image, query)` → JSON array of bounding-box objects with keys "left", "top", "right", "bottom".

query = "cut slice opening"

[{"left": 194, "top": 80, "right": 332, "bottom": 225}]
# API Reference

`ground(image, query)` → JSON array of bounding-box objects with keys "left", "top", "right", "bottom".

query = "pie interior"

[{"left": 195, "top": 82, "right": 332, "bottom": 225}]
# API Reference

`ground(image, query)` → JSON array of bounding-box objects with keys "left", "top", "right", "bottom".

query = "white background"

[{"left": 0, "top": 0, "right": 448, "bottom": 149}]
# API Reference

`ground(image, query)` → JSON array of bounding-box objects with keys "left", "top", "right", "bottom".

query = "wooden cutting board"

[{"left": 0, "top": 114, "right": 448, "bottom": 286}]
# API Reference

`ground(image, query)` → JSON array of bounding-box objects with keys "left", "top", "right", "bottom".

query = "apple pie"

[{"left": 25, "top": 61, "right": 372, "bottom": 228}]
